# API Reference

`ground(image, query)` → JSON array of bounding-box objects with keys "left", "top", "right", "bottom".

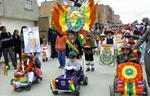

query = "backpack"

[{"left": 55, "top": 35, "right": 67, "bottom": 51}]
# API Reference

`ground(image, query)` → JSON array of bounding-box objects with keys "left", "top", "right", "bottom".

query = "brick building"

[
  {"left": 95, "top": 4, "right": 121, "bottom": 25},
  {"left": 0, "top": 0, "right": 38, "bottom": 33}
]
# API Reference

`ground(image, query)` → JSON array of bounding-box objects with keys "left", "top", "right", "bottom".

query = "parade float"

[
  {"left": 110, "top": 62, "right": 148, "bottom": 96},
  {"left": 50, "top": 0, "right": 98, "bottom": 95},
  {"left": 10, "top": 28, "right": 42, "bottom": 92}
]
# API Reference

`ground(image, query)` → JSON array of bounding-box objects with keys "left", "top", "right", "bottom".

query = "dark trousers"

[
  {"left": 3, "top": 47, "right": 17, "bottom": 68},
  {"left": 51, "top": 43, "right": 57, "bottom": 58},
  {"left": 144, "top": 51, "right": 150, "bottom": 84},
  {"left": 14, "top": 48, "right": 22, "bottom": 63},
  {"left": 35, "top": 58, "right": 41, "bottom": 69}
]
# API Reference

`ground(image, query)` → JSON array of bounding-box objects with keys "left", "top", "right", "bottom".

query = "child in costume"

[
  {"left": 83, "top": 33, "right": 96, "bottom": 72},
  {"left": 97, "top": 32, "right": 106, "bottom": 55},
  {"left": 65, "top": 51, "right": 82, "bottom": 77},
  {"left": 125, "top": 35, "right": 141, "bottom": 59},
  {"left": 117, "top": 45, "right": 139, "bottom": 64},
  {"left": 41, "top": 40, "right": 49, "bottom": 62},
  {"left": 66, "top": 31, "right": 83, "bottom": 59},
  {"left": 102, "top": 31, "right": 117, "bottom": 49},
  {"left": 99, "top": 33, "right": 106, "bottom": 45},
  {"left": 14, "top": 53, "right": 42, "bottom": 89}
]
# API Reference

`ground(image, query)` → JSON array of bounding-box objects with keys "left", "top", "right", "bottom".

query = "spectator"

[
  {"left": 0, "top": 26, "right": 17, "bottom": 69},
  {"left": 93, "top": 23, "right": 103, "bottom": 46},
  {"left": 134, "top": 28, "right": 150, "bottom": 87},
  {"left": 55, "top": 33, "right": 67, "bottom": 69},
  {"left": 13, "top": 29, "right": 22, "bottom": 63},
  {"left": 48, "top": 27, "right": 58, "bottom": 59},
  {"left": 20, "top": 26, "right": 27, "bottom": 52}
]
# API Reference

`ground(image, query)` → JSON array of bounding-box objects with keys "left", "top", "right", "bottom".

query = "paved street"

[{"left": 0, "top": 55, "right": 149, "bottom": 96}]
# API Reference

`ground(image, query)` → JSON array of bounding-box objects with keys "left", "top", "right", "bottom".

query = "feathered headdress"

[{"left": 52, "top": 0, "right": 98, "bottom": 35}]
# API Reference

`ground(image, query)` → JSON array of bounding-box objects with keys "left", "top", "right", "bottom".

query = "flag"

[
  {"left": 4, "top": 64, "right": 10, "bottom": 76},
  {"left": 50, "top": 77, "right": 57, "bottom": 91},
  {"left": 69, "top": 78, "right": 75, "bottom": 92}
]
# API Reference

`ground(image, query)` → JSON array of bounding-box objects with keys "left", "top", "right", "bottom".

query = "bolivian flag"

[
  {"left": 50, "top": 77, "right": 57, "bottom": 91},
  {"left": 4, "top": 64, "right": 10, "bottom": 76},
  {"left": 69, "top": 78, "right": 75, "bottom": 92}
]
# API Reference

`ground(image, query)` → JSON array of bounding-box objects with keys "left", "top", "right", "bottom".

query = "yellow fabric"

[
  {"left": 83, "top": 6, "right": 90, "bottom": 31},
  {"left": 122, "top": 66, "right": 138, "bottom": 79},
  {"left": 59, "top": 11, "right": 68, "bottom": 32}
]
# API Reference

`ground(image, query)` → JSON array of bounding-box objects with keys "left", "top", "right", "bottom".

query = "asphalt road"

[{"left": 0, "top": 55, "right": 149, "bottom": 96}]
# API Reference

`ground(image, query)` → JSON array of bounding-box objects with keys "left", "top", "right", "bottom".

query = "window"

[{"left": 25, "top": 0, "right": 32, "bottom": 10}]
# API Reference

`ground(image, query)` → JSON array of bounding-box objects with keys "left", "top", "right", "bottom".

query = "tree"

[
  {"left": 132, "top": 20, "right": 138, "bottom": 25},
  {"left": 142, "top": 17, "right": 149, "bottom": 24}
]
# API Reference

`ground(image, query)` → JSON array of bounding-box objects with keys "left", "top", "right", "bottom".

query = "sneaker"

[
  {"left": 86, "top": 68, "right": 90, "bottom": 72},
  {"left": 26, "top": 82, "right": 32, "bottom": 90},
  {"left": 46, "top": 58, "right": 48, "bottom": 61},
  {"left": 59, "top": 66, "right": 62, "bottom": 69},
  {"left": 43, "top": 59, "right": 45, "bottom": 62},
  {"left": 91, "top": 68, "right": 95, "bottom": 72},
  {"left": 14, "top": 66, "right": 17, "bottom": 70},
  {"left": 61, "top": 66, "right": 64, "bottom": 69}
]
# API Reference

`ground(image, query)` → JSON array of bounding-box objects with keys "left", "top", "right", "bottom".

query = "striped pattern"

[
  {"left": 69, "top": 78, "right": 75, "bottom": 92},
  {"left": 4, "top": 64, "right": 9, "bottom": 76},
  {"left": 50, "top": 77, "right": 57, "bottom": 91},
  {"left": 66, "top": 40, "right": 80, "bottom": 54}
]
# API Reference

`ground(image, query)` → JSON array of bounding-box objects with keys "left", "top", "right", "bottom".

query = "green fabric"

[
  {"left": 127, "top": 83, "right": 130, "bottom": 95},
  {"left": 131, "top": 83, "right": 134, "bottom": 95}
]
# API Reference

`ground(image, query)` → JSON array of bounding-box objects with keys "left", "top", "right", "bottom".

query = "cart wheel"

[
  {"left": 83, "top": 77, "right": 88, "bottom": 86},
  {"left": 115, "top": 92, "right": 122, "bottom": 96},
  {"left": 15, "top": 88, "right": 22, "bottom": 92},
  {"left": 26, "top": 84, "right": 31, "bottom": 91},
  {"left": 109, "top": 85, "right": 115, "bottom": 96},
  {"left": 52, "top": 91, "right": 58, "bottom": 95},
  {"left": 141, "top": 80, "right": 149, "bottom": 96},
  {"left": 75, "top": 85, "right": 80, "bottom": 96}
]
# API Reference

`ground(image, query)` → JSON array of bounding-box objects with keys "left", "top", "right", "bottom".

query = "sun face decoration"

[
  {"left": 117, "top": 62, "right": 143, "bottom": 82},
  {"left": 121, "top": 65, "right": 138, "bottom": 79},
  {"left": 52, "top": 0, "right": 97, "bottom": 35},
  {"left": 66, "top": 7, "right": 85, "bottom": 32}
]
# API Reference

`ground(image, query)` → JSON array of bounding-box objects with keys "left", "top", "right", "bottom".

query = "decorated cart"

[{"left": 110, "top": 62, "right": 148, "bottom": 96}]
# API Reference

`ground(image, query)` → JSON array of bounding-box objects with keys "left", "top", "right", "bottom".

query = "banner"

[
  {"left": 99, "top": 44, "right": 114, "bottom": 66},
  {"left": 114, "top": 34, "right": 125, "bottom": 48},
  {"left": 23, "top": 27, "right": 41, "bottom": 53}
]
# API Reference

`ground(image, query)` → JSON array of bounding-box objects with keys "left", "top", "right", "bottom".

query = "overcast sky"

[{"left": 37, "top": 0, "right": 150, "bottom": 24}]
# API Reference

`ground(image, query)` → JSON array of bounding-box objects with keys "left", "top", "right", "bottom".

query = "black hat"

[
  {"left": 122, "top": 45, "right": 132, "bottom": 50},
  {"left": 0, "top": 26, "right": 6, "bottom": 31},
  {"left": 69, "top": 51, "right": 77, "bottom": 59},
  {"left": 106, "top": 31, "right": 114, "bottom": 35},
  {"left": 68, "top": 30, "right": 75, "bottom": 35}
]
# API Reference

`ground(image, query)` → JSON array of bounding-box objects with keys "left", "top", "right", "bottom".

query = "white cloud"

[
  {"left": 37, "top": 0, "right": 150, "bottom": 24},
  {"left": 100, "top": 0, "right": 150, "bottom": 24}
]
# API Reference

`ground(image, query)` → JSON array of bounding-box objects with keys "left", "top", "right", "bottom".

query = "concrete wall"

[
  {"left": 0, "top": 17, "right": 34, "bottom": 34},
  {"left": 0, "top": 0, "right": 3, "bottom": 16},
  {"left": 1, "top": 0, "right": 38, "bottom": 21}
]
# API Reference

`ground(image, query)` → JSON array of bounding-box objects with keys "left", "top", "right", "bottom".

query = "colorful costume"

[
  {"left": 42, "top": 44, "right": 49, "bottom": 62},
  {"left": 83, "top": 33, "right": 96, "bottom": 71}
]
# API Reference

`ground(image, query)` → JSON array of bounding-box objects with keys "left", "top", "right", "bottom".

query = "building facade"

[
  {"left": 0, "top": 0, "right": 38, "bottom": 33},
  {"left": 95, "top": 4, "right": 121, "bottom": 25}
]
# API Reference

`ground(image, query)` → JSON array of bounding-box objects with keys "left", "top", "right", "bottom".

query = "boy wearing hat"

[
  {"left": 83, "top": 33, "right": 96, "bottom": 72},
  {"left": 117, "top": 45, "right": 139, "bottom": 64},
  {"left": 102, "top": 31, "right": 117, "bottom": 50},
  {"left": 125, "top": 35, "right": 141, "bottom": 59},
  {"left": 102, "top": 31, "right": 116, "bottom": 45},
  {"left": 125, "top": 35, "right": 138, "bottom": 47},
  {"left": 65, "top": 51, "right": 82, "bottom": 76}
]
